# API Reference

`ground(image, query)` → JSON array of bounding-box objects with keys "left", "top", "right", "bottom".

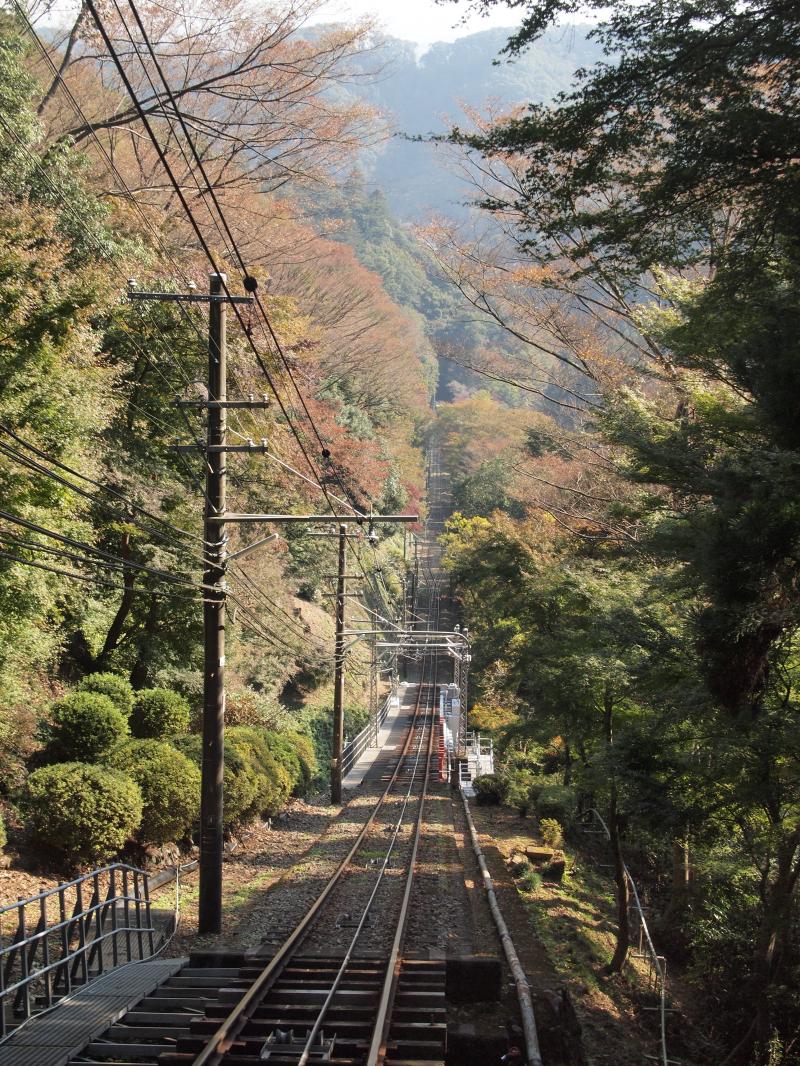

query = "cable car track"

[{"left": 67, "top": 645, "right": 442, "bottom": 1066}]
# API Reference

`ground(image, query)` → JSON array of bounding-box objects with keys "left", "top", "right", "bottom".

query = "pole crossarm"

[
  {"left": 175, "top": 397, "right": 270, "bottom": 410},
  {"left": 171, "top": 442, "right": 269, "bottom": 453},
  {"left": 129, "top": 291, "right": 253, "bottom": 304},
  {"left": 219, "top": 514, "right": 419, "bottom": 524},
  {"left": 377, "top": 642, "right": 467, "bottom": 656}
]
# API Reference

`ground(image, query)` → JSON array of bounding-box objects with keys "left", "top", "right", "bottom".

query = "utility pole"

[
  {"left": 331, "top": 524, "right": 347, "bottom": 803},
  {"left": 130, "top": 273, "right": 260, "bottom": 936},
  {"left": 199, "top": 272, "right": 227, "bottom": 935}
]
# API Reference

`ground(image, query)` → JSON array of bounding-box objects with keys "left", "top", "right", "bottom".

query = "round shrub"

[
  {"left": 473, "top": 773, "right": 507, "bottom": 806},
  {"left": 518, "top": 867, "right": 542, "bottom": 893},
  {"left": 77, "top": 673, "right": 134, "bottom": 717},
  {"left": 289, "top": 731, "right": 318, "bottom": 793},
  {"left": 536, "top": 784, "right": 577, "bottom": 825},
  {"left": 539, "top": 817, "right": 564, "bottom": 848},
  {"left": 264, "top": 732, "right": 302, "bottom": 788},
  {"left": 227, "top": 728, "right": 293, "bottom": 818},
  {"left": 174, "top": 735, "right": 258, "bottom": 828},
  {"left": 20, "top": 762, "right": 142, "bottom": 865},
  {"left": 43, "top": 692, "right": 129, "bottom": 763},
  {"left": 131, "top": 688, "right": 190, "bottom": 739},
  {"left": 105, "top": 740, "right": 200, "bottom": 844}
]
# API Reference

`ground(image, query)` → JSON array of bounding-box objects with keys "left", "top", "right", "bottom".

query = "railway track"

[
  {"left": 58, "top": 446, "right": 485, "bottom": 1066},
  {"left": 67, "top": 654, "right": 444, "bottom": 1066}
]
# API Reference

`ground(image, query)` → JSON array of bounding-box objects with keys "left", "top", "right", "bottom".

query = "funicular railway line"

[
  {"left": 64, "top": 651, "right": 445, "bottom": 1066},
  {"left": 2, "top": 449, "right": 524, "bottom": 1066}
]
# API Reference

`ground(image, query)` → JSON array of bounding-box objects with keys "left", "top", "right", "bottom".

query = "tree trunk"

[
  {"left": 602, "top": 682, "right": 629, "bottom": 975},
  {"left": 604, "top": 782, "right": 630, "bottom": 974},
  {"left": 664, "top": 835, "right": 691, "bottom": 925},
  {"left": 721, "top": 827, "right": 800, "bottom": 1065},
  {"left": 563, "top": 738, "right": 573, "bottom": 786},
  {"left": 94, "top": 532, "right": 136, "bottom": 670},
  {"left": 130, "top": 594, "right": 159, "bottom": 688}
]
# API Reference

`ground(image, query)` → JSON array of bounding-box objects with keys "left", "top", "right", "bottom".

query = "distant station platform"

[
  {"left": 0, "top": 957, "right": 185, "bottom": 1066},
  {"left": 341, "top": 683, "right": 412, "bottom": 790}
]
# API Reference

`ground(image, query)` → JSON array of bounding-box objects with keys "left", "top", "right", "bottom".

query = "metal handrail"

[
  {"left": 0, "top": 863, "right": 158, "bottom": 1037},
  {"left": 581, "top": 809, "right": 669, "bottom": 1066},
  {"left": 341, "top": 693, "right": 392, "bottom": 778}
]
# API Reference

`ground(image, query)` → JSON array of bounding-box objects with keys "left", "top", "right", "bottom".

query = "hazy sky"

[
  {"left": 41, "top": 0, "right": 520, "bottom": 50},
  {"left": 310, "top": 0, "right": 519, "bottom": 48}
]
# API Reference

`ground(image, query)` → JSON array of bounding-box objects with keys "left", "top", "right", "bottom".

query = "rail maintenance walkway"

[
  {"left": 341, "top": 683, "right": 413, "bottom": 790},
  {"left": 0, "top": 957, "right": 184, "bottom": 1066}
]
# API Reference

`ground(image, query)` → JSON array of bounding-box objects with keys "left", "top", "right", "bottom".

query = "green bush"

[
  {"left": 42, "top": 692, "right": 129, "bottom": 763},
  {"left": 105, "top": 740, "right": 200, "bottom": 844},
  {"left": 505, "top": 781, "right": 532, "bottom": 815},
  {"left": 539, "top": 817, "right": 564, "bottom": 848},
  {"left": 174, "top": 735, "right": 259, "bottom": 828},
  {"left": 518, "top": 867, "right": 543, "bottom": 893},
  {"left": 288, "top": 731, "right": 318, "bottom": 793},
  {"left": 473, "top": 773, "right": 506, "bottom": 805},
  {"left": 503, "top": 768, "right": 541, "bottom": 814},
  {"left": 228, "top": 729, "right": 294, "bottom": 818},
  {"left": 536, "top": 784, "right": 577, "bottom": 825},
  {"left": 131, "top": 688, "right": 190, "bottom": 739},
  {"left": 0, "top": 812, "right": 6, "bottom": 850},
  {"left": 20, "top": 762, "right": 142, "bottom": 865},
  {"left": 77, "top": 673, "right": 134, "bottom": 717},
  {"left": 510, "top": 855, "right": 530, "bottom": 877}
]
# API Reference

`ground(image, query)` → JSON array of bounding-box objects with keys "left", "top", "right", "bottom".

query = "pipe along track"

[{"left": 67, "top": 655, "right": 441, "bottom": 1066}]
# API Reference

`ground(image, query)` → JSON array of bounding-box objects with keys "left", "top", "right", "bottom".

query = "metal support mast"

[
  {"left": 369, "top": 635, "right": 378, "bottom": 747},
  {"left": 331, "top": 524, "right": 347, "bottom": 804}
]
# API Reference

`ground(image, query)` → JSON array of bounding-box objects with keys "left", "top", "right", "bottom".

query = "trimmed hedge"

[
  {"left": 177, "top": 725, "right": 315, "bottom": 826},
  {"left": 287, "top": 731, "right": 317, "bottom": 793},
  {"left": 227, "top": 728, "right": 293, "bottom": 819},
  {"left": 174, "top": 735, "right": 259, "bottom": 828},
  {"left": 131, "top": 688, "right": 190, "bottom": 739},
  {"left": 20, "top": 762, "right": 142, "bottom": 865},
  {"left": 105, "top": 740, "right": 200, "bottom": 844},
  {"left": 43, "top": 692, "right": 129, "bottom": 763},
  {"left": 77, "top": 673, "right": 134, "bottom": 717}
]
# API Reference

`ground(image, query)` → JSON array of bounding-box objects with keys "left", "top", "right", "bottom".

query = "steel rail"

[
  {"left": 295, "top": 660, "right": 436, "bottom": 1066},
  {"left": 191, "top": 662, "right": 434, "bottom": 1066},
  {"left": 366, "top": 643, "right": 439, "bottom": 1066}
]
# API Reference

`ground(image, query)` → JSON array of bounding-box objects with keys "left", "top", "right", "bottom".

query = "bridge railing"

[
  {"left": 0, "top": 863, "right": 158, "bottom": 1037},
  {"left": 341, "top": 694, "right": 392, "bottom": 778}
]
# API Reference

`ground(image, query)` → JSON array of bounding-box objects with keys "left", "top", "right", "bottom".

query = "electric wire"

[
  {"left": 15, "top": 3, "right": 407, "bottom": 662},
  {"left": 81, "top": 0, "right": 409, "bottom": 632},
  {"left": 0, "top": 549, "right": 207, "bottom": 602},
  {"left": 0, "top": 432, "right": 202, "bottom": 556},
  {"left": 118, "top": 0, "right": 348, "bottom": 471},
  {"left": 85, "top": 0, "right": 356, "bottom": 522},
  {"left": 108, "top": 0, "right": 381, "bottom": 530},
  {"left": 0, "top": 509, "right": 209, "bottom": 593},
  {"left": 10, "top": 0, "right": 266, "bottom": 454}
]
